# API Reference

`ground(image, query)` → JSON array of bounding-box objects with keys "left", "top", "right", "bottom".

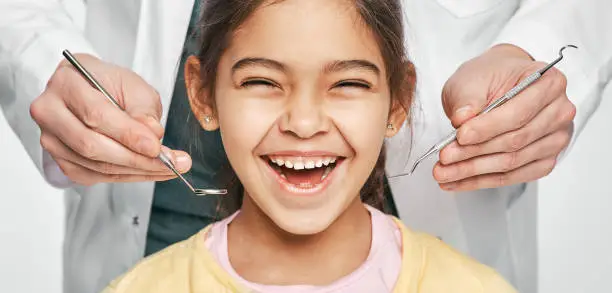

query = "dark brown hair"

[{"left": 191, "top": 0, "right": 416, "bottom": 217}]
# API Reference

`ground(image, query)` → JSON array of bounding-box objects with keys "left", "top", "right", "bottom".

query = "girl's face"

[{"left": 187, "top": 0, "right": 405, "bottom": 235}]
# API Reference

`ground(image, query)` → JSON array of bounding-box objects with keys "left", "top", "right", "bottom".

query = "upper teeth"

[{"left": 270, "top": 156, "right": 337, "bottom": 170}]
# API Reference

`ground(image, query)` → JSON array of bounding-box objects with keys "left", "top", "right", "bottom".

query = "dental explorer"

[
  {"left": 62, "top": 50, "right": 228, "bottom": 196},
  {"left": 388, "top": 44, "right": 578, "bottom": 179}
]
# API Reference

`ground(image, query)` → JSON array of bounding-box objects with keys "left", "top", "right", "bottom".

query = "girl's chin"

[{"left": 267, "top": 207, "right": 340, "bottom": 236}]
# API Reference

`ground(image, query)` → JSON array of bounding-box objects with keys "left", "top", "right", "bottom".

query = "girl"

[{"left": 104, "top": 0, "right": 516, "bottom": 292}]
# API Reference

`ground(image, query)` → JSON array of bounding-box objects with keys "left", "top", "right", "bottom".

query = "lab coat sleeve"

[
  {"left": 492, "top": 0, "right": 612, "bottom": 162},
  {"left": 0, "top": 1, "right": 98, "bottom": 188}
]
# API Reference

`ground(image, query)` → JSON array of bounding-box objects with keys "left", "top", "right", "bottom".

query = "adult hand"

[
  {"left": 30, "top": 53, "right": 192, "bottom": 186},
  {"left": 434, "top": 44, "right": 576, "bottom": 191}
]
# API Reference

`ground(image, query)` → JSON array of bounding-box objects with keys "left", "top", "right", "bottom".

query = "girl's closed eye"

[
  {"left": 334, "top": 79, "right": 372, "bottom": 89},
  {"left": 240, "top": 78, "right": 281, "bottom": 89},
  {"left": 331, "top": 79, "right": 375, "bottom": 96}
]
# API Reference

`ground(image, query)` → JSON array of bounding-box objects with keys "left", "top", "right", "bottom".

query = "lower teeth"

[
  {"left": 320, "top": 165, "right": 332, "bottom": 180},
  {"left": 277, "top": 165, "right": 334, "bottom": 187}
]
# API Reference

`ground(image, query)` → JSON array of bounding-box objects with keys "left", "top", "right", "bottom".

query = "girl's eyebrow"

[
  {"left": 232, "top": 57, "right": 286, "bottom": 73},
  {"left": 323, "top": 60, "right": 380, "bottom": 76},
  {"left": 231, "top": 57, "right": 380, "bottom": 76}
]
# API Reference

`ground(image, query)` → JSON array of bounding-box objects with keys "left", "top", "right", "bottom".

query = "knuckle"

[
  {"left": 562, "top": 101, "right": 577, "bottom": 122},
  {"left": 40, "top": 133, "right": 53, "bottom": 152},
  {"left": 543, "top": 159, "right": 556, "bottom": 176},
  {"left": 433, "top": 165, "right": 444, "bottom": 181},
  {"left": 29, "top": 98, "right": 46, "bottom": 122},
  {"left": 125, "top": 155, "right": 142, "bottom": 170},
  {"left": 550, "top": 68, "right": 568, "bottom": 90},
  {"left": 57, "top": 159, "right": 78, "bottom": 180},
  {"left": 57, "top": 159, "right": 95, "bottom": 186},
  {"left": 76, "top": 136, "right": 99, "bottom": 160},
  {"left": 119, "top": 127, "right": 144, "bottom": 151},
  {"left": 501, "top": 152, "right": 519, "bottom": 172},
  {"left": 82, "top": 107, "right": 105, "bottom": 129},
  {"left": 96, "top": 162, "right": 116, "bottom": 175},
  {"left": 56, "top": 159, "right": 71, "bottom": 176},
  {"left": 516, "top": 110, "right": 532, "bottom": 128},
  {"left": 497, "top": 173, "right": 508, "bottom": 187},
  {"left": 108, "top": 173, "right": 123, "bottom": 181},
  {"left": 508, "top": 132, "right": 527, "bottom": 152},
  {"left": 47, "top": 67, "right": 69, "bottom": 90},
  {"left": 555, "top": 131, "right": 571, "bottom": 149}
]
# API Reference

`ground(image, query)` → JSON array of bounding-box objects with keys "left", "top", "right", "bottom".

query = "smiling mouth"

[{"left": 264, "top": 155, "right": 341, "bottom": 190}]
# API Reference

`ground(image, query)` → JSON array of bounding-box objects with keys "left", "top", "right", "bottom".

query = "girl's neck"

[{"left": 227, "top": 196, "right": 372, "bottom": 286}]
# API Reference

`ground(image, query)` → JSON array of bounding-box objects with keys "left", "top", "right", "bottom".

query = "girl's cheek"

[
  {"left": 325, "top": 99, "right": 389, "bottom": 140},
  {"left": 218, "top": 97, "right": 285, "bottom": 144}
]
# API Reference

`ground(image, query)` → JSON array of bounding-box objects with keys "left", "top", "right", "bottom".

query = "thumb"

[{"left": 441, "top": 77, "right": 485, "bottom": 128}]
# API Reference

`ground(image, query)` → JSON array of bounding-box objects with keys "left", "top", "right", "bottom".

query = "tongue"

[{"left": 283, "top": 167, "right": 326, "bottom": 185}]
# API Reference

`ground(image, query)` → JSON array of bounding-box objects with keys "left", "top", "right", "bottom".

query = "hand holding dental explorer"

[
  {"left": 426, "top": 44, "right": 577, "bottom": 191},
  {"left": 30, "top": 53, "right": 193, "bottom": 186}
]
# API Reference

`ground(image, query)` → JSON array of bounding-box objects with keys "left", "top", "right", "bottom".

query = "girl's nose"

[{"left": 279, "top": 92, "right": 330, "bottom": 139}]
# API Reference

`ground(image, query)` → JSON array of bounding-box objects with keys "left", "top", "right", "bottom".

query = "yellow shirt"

[{"left": 103, "top": 218, "right": 517, "bottom": 293}]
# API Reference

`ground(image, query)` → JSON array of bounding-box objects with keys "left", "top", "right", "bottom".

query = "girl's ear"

[
  {"left": 385, "top": 100, "right": 407, "bottom": 137},
  {"left": 185, "top": 55, "right": 219, "bottom": 131},
  {"left": 386, "top": 60, "right": 416, "bottom": 137}
]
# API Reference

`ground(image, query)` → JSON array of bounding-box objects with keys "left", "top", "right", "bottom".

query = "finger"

[
  {"left": 434, "top": 128, "right": 570, "bottom": 183},
  {"left": 133, "top": 115, "right": 164, "bottom": 140},
  {"left": 41, "top": 132, "right": 191, "bottom": 175},
  {"left": 36, "top": 97, "right": 191, "bottom": 171},
  {"left": 438, "top": 157, "right": 557, "bottom": 192},
  {"left": 455, "top": 67, "right": 567, "bottom": 145},
  {"left": 57, "top": 68, "right": 161, "bottom": 157},
  {"left": 120, "top": 70, "right": 164, "bottom": 126},
  {"left": 56, "top": 55, "right": 164, "bottom": 123},
  {"left": 55, "top": 158, "right": 178, "bottom": 186},
  {"left": 440, "top": 95, "right": 576, "bottom": 164}
]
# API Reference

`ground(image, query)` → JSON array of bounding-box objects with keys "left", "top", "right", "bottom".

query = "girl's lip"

[
  {"left": 262, "top": 157, "right": 342, "bottom": 196},
  {"left": 263, "top": 150, "right": 342, "bottom": 157}
]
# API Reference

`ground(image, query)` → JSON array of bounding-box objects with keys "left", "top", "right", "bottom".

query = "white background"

[{"left": 1, "top": 84, "right": 611, "bottom": 293}]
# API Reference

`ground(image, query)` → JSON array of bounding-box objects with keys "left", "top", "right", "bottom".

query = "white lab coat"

[{"left": 0, "top": 0, "right": 610, "bottom": 292}]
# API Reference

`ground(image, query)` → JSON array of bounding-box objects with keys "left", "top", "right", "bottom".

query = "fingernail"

[
  {"left": 459, "top": 128, "right": 477, "bottom": 145},
  {"left": 160, "top": 146, "right": 175, "bottom": 162},
  {"left": 441, "top": 145, "right": 459, "bottom": 164},
  {"left": 174, "top": 153, "right": 191, "bottom": 172},
  {"left": 455, "top": 106, "right": 473, "bottom": 121}
]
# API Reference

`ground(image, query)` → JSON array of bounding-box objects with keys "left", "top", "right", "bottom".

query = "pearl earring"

[
  {"left": 387, "top": 123, "right": 394, "bottom": 130},
  {"left": 204, "top": 116, "right": 212, "bottom": 124}
]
